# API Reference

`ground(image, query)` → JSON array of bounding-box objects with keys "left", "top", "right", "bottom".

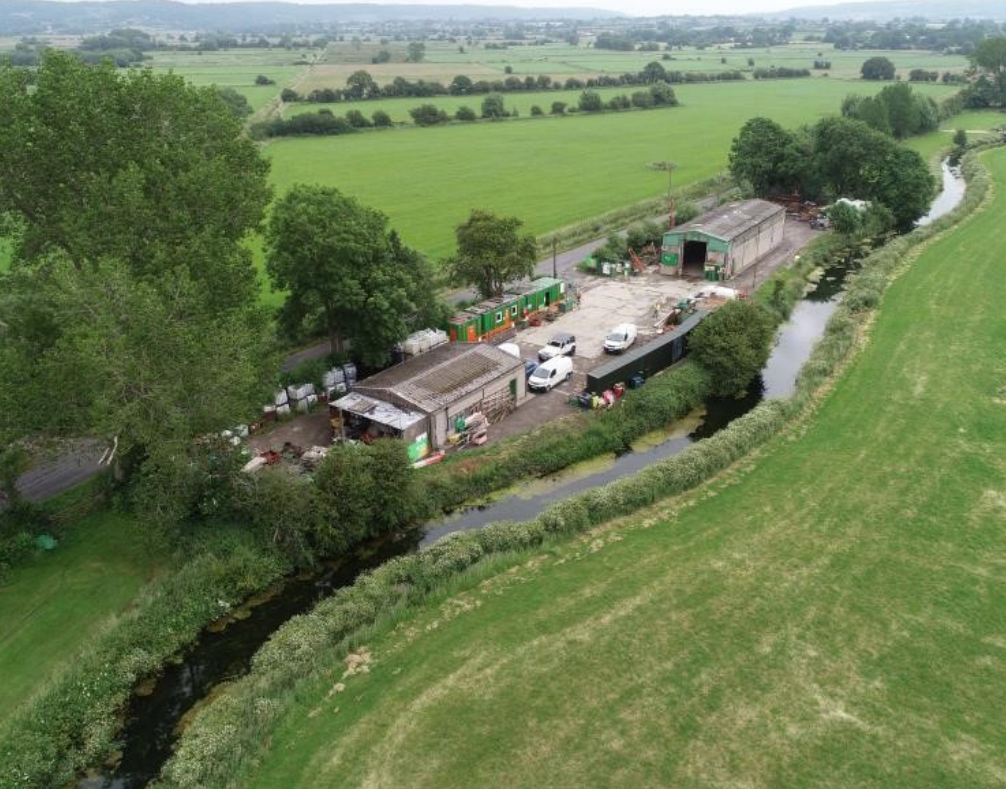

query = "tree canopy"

[
  {"left": 841, "top": 84, "right": 939, "bottom": 139},
  {"left": 971, "top": 36, "right": 1006, "bottom": 106},
  {"left": 690, "top": 300, "right": 775, "bottom": 397},
  {"left": 0, "top": 50, "right": 271, "bottom": 312},
  {"left": 266, "top": 185, "right": 446, "bottom": 366},
  {"left": 728, "top": 117, "right": 807, "bottom": 197},
  {"left": 861, "top": 56, "right": 896, "bottom": 80},
  {"left": 447, "top": 210, "right": 538, "bottom": 299},
  {"left": 0, "top": 50, "right": 275, "bottom": 483}
]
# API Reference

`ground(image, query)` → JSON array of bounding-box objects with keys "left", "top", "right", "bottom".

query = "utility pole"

[
  {"left": 648, "top": 160, "right": 679, "bottom": 228},
  {"left": 552, "top": 237, "right": 558, "bottom": 279}
]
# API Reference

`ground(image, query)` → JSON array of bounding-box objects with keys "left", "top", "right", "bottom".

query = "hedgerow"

[{"left": 160, "top": 150, "right": 991, "bottom": 789}]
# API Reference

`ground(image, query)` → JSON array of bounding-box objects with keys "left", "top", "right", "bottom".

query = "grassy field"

[
  {"left": 245, "top": 148, "right": 1006, "bottom": 789},
  {"left": 265, "top": 79, "right": 955, "bottom": 260},
  {"left": 0, "top": 511, "right": 163, "bottom": 719},
  {"left": 906, "top": 110, "right": 1005, "bottom": 163},
  {"left": 298, "top": 41, "right": 969, "bottom": 91},
  {"left": 145, "top": 48, "right": 313, "bottom": 111}
]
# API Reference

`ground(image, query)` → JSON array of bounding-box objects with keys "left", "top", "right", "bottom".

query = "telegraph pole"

[{"left": 552, "top": 237, "right": 558, "bottom": 279}]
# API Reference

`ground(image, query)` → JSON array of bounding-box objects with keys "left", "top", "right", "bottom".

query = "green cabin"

[{"left": 447, "top": 278, "right": 565, "bottom": 343}]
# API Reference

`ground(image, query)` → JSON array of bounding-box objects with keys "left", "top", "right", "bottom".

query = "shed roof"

[
  {"left": 331, "top": 392, "right": 426, "bottom": 432},
  {"left": 352, "top": 342, "right": 521, "bottom": 414},
  {"left": 666, "top": 199, "right": 784, "bottom": 243}
]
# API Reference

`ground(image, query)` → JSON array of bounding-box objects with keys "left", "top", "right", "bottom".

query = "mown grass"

[
  {"left": 0, "top": 510, "right": 163, "bottom": 719},
  {"left": 264, "top": 78, "right": 955, "bottom": 260},
  {"left": 242, "top": 148, "right": 1006, "bottom": 789},
  {"left": 905, "top": 109, "right": 1005, "bottom": 163}
]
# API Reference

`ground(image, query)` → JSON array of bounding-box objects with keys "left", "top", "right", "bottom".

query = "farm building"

[
  {"left": 660, "top": 200, "right": 785, "bottom": 281},
  {"left": 331, "top": 343, "right": 526, "bottom": 460},
  {"left": 447, "top": 277, "right": 566, "bottom": 343}
]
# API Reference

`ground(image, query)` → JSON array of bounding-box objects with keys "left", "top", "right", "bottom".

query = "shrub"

[
  {"left": 550, "top": 101, "right": 567, "bottom": 115},
  {"left": 409, "top": 104, "right": 449, "bottom": 126},
  {"left": 578, "top": 90, "right": 603, "bottom": 112},
  {"left": 530, "top": 104, "right": 544, "bottom": 116},
  {"left": 481, "top": 93, "right": 507, "bottom": 118},
  {"left": 371, "top": 109, "right": 393, "bottom": 127},
  {"left": 344, "top": 109, "right": 372, "bottom": 128},
  {"left": 861, "top": 56, "right": 895, "bottom": 80},
  {"left": 254, "top": 74, "right": 274, "bottom": 85},
  {"left": 690, "top": 299, "right": 776, "bottom": 397},
  {"left": 455, "top": 106, "right": 477, "bottom": 121},
  {"left": 279, "top": 87, "right": 299, "bottom": 102}
]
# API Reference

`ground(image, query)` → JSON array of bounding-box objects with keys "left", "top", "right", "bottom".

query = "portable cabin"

[
  {"left": 661, "top": 200, "right": 785, "bottom": 281},
  {"left": 447, "top": 278, "right": 566, "bottom": 343}
]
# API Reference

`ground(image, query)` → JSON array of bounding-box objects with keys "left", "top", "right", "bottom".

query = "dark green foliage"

[
  {"left": 648, "top": 82, "right": 678, "bottom": 105},
  {"left": 690, "top": 300, "right": 775, "bottom": 397},
  {"left": 530, "top": 104, "right": 544, "bottom": 116},
  {"left": 579, "top": 89, "right": 603, "bottom": 112},
  {"left": 550, "top": 101, "right": 567, "bottom": 115},
  {"left": 280, "top": 87, "right": 299, "bottom": 102},
  {"left": 454, "top": 105, "right": 477, "bottom": 121},
  {"left": 480, "top": 92, "right": 507, "bottom": 118},
  {"left": 254, "top": 111, "right": 355, "bottom": 138},
  {"left": 954, "top": 128, "right": 968, "bottom": 148},
  {"left": 606, "top": 94, "right": 631, "bottom": 110},
  {"left": 446, "top": 209, "right": 537, "bottom": 299},
  {"left": 266, "top": 185, "right": 444, "bottom": 365},
  {"left": 752, "top": 66, "right": 810, "bottom": 79},
  {"left": 215, "top": 86, "right": 252, "bottom": 119},
  {"left": 861, "top": 56, "right": 896, "bottom": 80},
  {"left": 254, "top": 74, "right": 274, "bottom": 85},
  {"left": 841, "top": 84, "right": 939, "bottom": 139},
  {"left": 970, "top": 36, "right": 1006, "bottom": 106},
  {"left": 729, "top": 117, "right": 806, "bottom": 197},
  {"left": 371, "top": 109, "right": 393, "bottom": 127},
  {"left": 631, "top": 90, "right": 655, "bottom": 108},
  {"left": 408, "top": 104, "right": 449, "bottom": 126},
  {"left": 344, "top": 109, "right": 371, "bottom": 128}
]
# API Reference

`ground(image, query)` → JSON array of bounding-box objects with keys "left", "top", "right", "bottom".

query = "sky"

[{"left": 46, "top": 0, "right": 884, "bottom": 18}]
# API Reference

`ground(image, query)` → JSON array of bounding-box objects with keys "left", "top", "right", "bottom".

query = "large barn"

[
  {"left": 331, "top": 343, "right": 526, "bottom": 461},
  {"left": 660, "top": 199, "right": 785, "bottom": 281}
]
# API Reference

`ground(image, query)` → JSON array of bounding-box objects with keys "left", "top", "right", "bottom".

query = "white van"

[
  {"left": 528, "top": 356, "right": 573, "bottom": 392},
  {"left": 603, "top": 323, "right": 638, "bottom": 354}
]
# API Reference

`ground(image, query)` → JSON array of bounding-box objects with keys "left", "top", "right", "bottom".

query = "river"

[{"left": 76, "top": 159, "right": 966, "bottom": 789}]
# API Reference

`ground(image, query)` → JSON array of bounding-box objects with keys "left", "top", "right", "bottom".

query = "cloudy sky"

[{"left": 50, "top": 0, "right": 877, "bottom": 17}]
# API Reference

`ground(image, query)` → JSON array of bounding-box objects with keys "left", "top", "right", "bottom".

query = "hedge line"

[
  {"left": 160, "top": 150, "right": 991, "bottom": 789},
  {"left": 0, "top": 536, "right": 289, "bottom": 789}
]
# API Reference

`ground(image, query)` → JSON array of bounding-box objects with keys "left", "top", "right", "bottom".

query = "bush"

[
  {"left": 690, "top": 299, "right": 776, "bottom": 396},
  {"left": 254, "top": 74, "right": 274, "bottom": 85},
  {"left": 579, "top": 90, "right": 603, "bottom": 112},
  {"left": 455, "top": 105, "right": 477, "bottom": 121},
  {"left": 530, "top": 104, "right": 544, "bottom": 116},
  {"left": 481, "top": 93, "right": 507, "bottom": 118},
  {"left": 371, "top": 109, "right": 393, "bottom": 127},
  {"left": 631, "top": 90, "right": 655, "bottom": 108},
  {"left": 253, "top": 111, "right": 354, "bottom": 138},
  {"left": 861, "top": 56, "right": 895, "bottom": 80},
  {"left": 344, "top": 109, "right": 372, "bottom": 128},
  {"left": 550, "top": 101, "right": 567, "bottom": 115},
  {"left": 409, "top": 104, "right": 449, "bottom": 126},
  {"left": 279, "top": 87, "right": 299, "bottom": 102}
]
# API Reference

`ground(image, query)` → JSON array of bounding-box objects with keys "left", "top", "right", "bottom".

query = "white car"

[
  {"left": 538, "top": 332, "right": 577, "bottom": 362},
  {"left": 603, "top": 323, "right": 638, "bottom": 354},
  {"left": 528, "top": 356, "right": 573, "bottom": 392}
]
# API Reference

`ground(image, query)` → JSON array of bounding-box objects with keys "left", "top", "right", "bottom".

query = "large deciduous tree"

[
  {"left": 728, "top": 117, "right": 806, "bottom": 197},
  {"left": 266, "top": 185, "right": 445, "bottom": 365},
  {"left": 861, "top": 56, "right": 895, "bottom": 80},
  {"left": 971, "top": 36, "right": 1006, "bottom": 106},
  {"left": 447, "top": 210, "right": 538, "bottom": 299},
  {"left": 689, "top": 300, "right": 775, "bottom": 397},
  {"left": 0, "top": 50, "right": 276, "bottom": 492},
  {"left": 0, "top": 50, "right": 271, "bottom": 312}
]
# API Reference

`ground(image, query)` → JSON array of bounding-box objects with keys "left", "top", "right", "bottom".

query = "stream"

[{"left": 77, "top": 160, "right": 966, "bottom": 789}]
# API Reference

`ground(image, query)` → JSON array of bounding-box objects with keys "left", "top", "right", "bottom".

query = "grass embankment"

[
  {"left": 906, "top": 109, "right": 1004, "bottom": 164},
  {"left": 211, "top": 149, "right": 1006, "bottom": 788},
  {"left": 0, "top": 511, "right": 162, "bottom": 718}
]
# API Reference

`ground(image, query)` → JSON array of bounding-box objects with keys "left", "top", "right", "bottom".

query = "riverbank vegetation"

[{"left": 163, "top": 144, "right": 1000, "bottom": 789}]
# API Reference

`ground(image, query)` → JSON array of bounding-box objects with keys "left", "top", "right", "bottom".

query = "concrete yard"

[{"left": 521, "top": 273, "right": 695, "bottom": 360}]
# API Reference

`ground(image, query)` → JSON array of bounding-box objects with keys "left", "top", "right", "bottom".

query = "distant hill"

[
  {"left": 0, "top": 1, "right": 622, "bottom": 35},
  {"left": 768, "top": 0, "right": 1006, "bottom": 22}
]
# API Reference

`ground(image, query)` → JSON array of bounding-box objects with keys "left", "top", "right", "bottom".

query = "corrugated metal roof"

[
  {"left": 588, "top": 310, "right": 709, "bottom": 380},
  {"left": 667, "top": 199, "right": 784, "bottom": 243},
  {"left": 331, "top": 392, "right": 426, "bottom": 431},
  {"left": 353, "top": 343, "right": 521, "bottom": 413}
]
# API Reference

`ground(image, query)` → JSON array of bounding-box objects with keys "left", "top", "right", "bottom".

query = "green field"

[
  {"left": 246, "top": 147, "right": 1006, "bottom": 789},
  {"left": 906, "top": 110, "right": 1005, "bottom": 163},
  {"left": 0, "top": 511, "right": 163, "bottom": 719},
  {"left": 265, "top": 79, "right": 955, "bottom": 260},
  {"left": 302, "top": 41, "right": 969, "bottom": 89},
  {"left": 145, "top": 48, "right": 312, "bottom": 111}
]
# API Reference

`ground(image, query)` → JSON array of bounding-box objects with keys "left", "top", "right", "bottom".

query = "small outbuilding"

[
  {"left": 331, "top": 343, "right": 527, "bottom": 460},
  {"left": 661, "top": 199, "right": 785, "bottom": 281}
]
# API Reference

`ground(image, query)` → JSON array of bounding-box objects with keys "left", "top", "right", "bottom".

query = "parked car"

[
  {"left": 524, "top": 358, "right": 539, "bottom": 379},
  {"left": 538, "top": 332, "right": 576, "bottom": 362},
  {"left": 603, "top": 323, "right": 638, "bottom": 354},
  {"left": 528, "top": 356, "right": 573, "bottom": 392}
]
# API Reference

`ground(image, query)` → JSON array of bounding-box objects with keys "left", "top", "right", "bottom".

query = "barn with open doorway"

[{"left": 660, "top": 199, "right": 785, "bottom": 281}]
